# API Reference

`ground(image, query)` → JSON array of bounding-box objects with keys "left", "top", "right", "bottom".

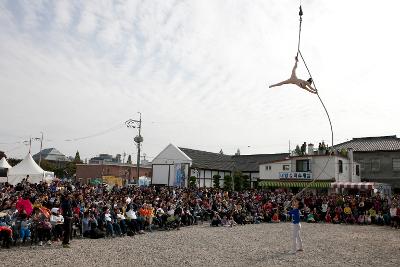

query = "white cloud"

[
  {"left": 54, "top": 0, "right": 74, "bottom": 29},
  {"left": 0, "top": 0, "right": 399, "bottom": 159}
]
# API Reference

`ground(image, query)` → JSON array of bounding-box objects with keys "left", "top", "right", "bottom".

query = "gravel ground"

[{"left": 1, "top": 223, "right": 399, "bottom": 267}]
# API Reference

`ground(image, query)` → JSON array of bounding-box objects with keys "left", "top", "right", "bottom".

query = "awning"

[
  {"left": 331, "top": 182, "right": 374, "bottom": 190},
  {"left": 259, "top": 180, "right": 331, "bottom": 188}
]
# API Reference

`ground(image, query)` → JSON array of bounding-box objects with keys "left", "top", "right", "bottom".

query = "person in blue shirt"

[{"left": 288, "top": 199, "right": 303, "bottom": 254}]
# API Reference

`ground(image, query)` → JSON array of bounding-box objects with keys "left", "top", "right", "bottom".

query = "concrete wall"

[
  {"left": 76, "top": 164, "right": 152, "bottom": 184},
  {"left": 355, "top": 151, "right": 400, "bottom": 188},
  {"left": 259, "top": 159, "right": 291, "bottom": 180}
]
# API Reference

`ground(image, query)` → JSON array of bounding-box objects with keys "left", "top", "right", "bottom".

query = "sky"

[{"left": 0, "top": 0, "right": 399, "bottom": 162}]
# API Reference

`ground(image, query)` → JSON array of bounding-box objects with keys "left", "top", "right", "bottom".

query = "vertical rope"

[
  {"left": 290, "top": 5, "right": 335, "bottom": 201},
  {"left": 297, "top": 6, "right": 303, "bottom": 57}
]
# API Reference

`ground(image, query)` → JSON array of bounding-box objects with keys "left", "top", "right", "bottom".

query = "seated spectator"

[
  {"left": 368, "top": 207, "right": 377, "bottom": 224},
  {"left": 365, "top": 212, "right": 371, "bottom": 225},
  {"left": 325, "top": 212, "right": 332, "bottom": 223},
  {"left": 50, "top": 208, "right": 64, "bottom": 241},
  {"left": 390, "top": 204, "right": 398, "bottom": 228},
  {"left": 376, "top": 211, "right": 384, "bottom": 226},
  {"left": 357, "top": 213, "right": 365, "bottom": 225},
  {"left": 333, "top": 214, "right": 340, "bottom": 224},
  {"left": 245, "top": 212, "right": 254, "bottom": 224},
  {"left": 211, "top": 212, "right": 221, "bottom": 227},
  {"left": 19, "top": 214, "right": 31, "bottom": 243},
  {"left": 271, "top": 211, "right": 280, "bottom": 223},
  {"left": 0, "top": 225, "right": 12, "bottom": 248},
  {"left": 221, "top": 215, "right": 228, "bottom": 226},
  {"left": 30, "top": 207, "right": 52, "bottom": 246},
  {"left": 307, "top": 213, "right": 316, "bottom": 223}
]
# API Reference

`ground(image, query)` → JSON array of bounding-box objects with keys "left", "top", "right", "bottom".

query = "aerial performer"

[{"left": 269, "top": 56, "right": 317, "bottom": 94}]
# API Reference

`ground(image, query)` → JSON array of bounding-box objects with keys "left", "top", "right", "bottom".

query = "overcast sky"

[{"left": 0, "top": 0, "right": 399, "bottom": 161}]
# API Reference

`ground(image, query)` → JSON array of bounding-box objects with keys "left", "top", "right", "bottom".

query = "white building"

[
  {"left": 151, "top": 144, "right": 288, "bottom": 187},
  {"left": 259, "top": 148, "right": 361, "bottom": 189},
  {"left": 151, "top": 144, "right": 192, "bottom": 187}
]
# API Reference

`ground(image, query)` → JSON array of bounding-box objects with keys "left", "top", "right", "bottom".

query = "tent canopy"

[
  {"left": 0, "top": 158, "right": 12, "bottom": 169},
  {"left": 7, "top": 153, "right": 52, "bottom": 185},
  {"left": 331, "top": 182, "right": 374, "bottom": 190}
]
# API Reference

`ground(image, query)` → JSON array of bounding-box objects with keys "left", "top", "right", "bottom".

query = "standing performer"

[
  {"left": 288, "top": 198, "right": 303, "bottom": 254},
  {"left": 269, "top": 56, "right": 317, "bottom": 94}
]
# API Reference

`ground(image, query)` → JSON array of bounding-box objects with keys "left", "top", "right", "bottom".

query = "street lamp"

[{"left": 125, "top": 112, "right": 143, "bottom": 184}]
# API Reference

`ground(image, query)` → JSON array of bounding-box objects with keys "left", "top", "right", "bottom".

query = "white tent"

[
  {"left": 7, "top": 153, "right": 53, "bottom": 185},
  {"left": 0, "top": 157, "right": 12, "bottom": 182},
  {"left": 0, "top": 157, "right": 12, "bottom": 169}
]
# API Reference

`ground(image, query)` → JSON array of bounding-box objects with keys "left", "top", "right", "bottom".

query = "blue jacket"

[{"left": 288, "top": 208, "right": 301, "bottom": 224}]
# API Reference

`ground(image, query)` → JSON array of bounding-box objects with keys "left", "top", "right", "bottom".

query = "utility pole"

[
  {"left": 38, "top": 132, "right": 43, "bottom": 167},
  {"left": 125, "top": 112, "right": 143, "bottom": 183},
  {"left": 136, "top": 112, "right": 142, "bottom": 181}
]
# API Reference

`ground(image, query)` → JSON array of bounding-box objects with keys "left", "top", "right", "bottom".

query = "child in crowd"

[
  {"left": 325, "top": 212, "right": 332, "bottom": 223},
  {"left": 19, "top": 214, "right": 31, "bottom": 242},
  {"left": 272, "top": 210, "right": 280, "bottom": 223},
  {"left": 50, "top": 208, "right": 64, "bottom": 241}
]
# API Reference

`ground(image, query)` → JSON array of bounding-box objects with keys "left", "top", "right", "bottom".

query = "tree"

[
  {"left": 294, "top": 145, "right": 301, "bottom": 156},
  {"left": 213, "top": 174, "right": 221, "bottom": 188},
  {"left": 219, "top": 149, "right": 224, "bottom": 155},
  {"left": 339, "top": 148, "right": 348, "bottom": 157},
  {"left": 0, "top": 151, "right": 6, "bottom": 160},
  {"left": 233, "top": 171, "right": 243, "bottom": 191},
  {"left": 40, "top": 159, "right": 57, "bottom": 172},
  {"left": 189, "top": 176, "right": 197, "bottom": 188},
  {"left": 242, "top": 175, "right": 251, "bottom": 190},
  {"left": 235, "top": 148, "right": 241, "bottom": 156},
  {"left": 74, "top": 151, "right": 82, "bottom": 163},
  {"left": 223, "top": 175, "right": 233, "bottom": 191},
  {"left": 8, "top": 158, "right": 22, "bottom": 167},
  {"left": 127, "top": 155, "right": 132, "bottom": 164}
]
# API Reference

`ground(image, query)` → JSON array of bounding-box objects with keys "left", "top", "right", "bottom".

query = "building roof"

[
  {"left": 179, "top": 148, "right": 235, "bottom": 171},
  {"left": 233, "top": 153, "right": 290, "bottom": 172},
  {"left": 179, "top": 148, "right": 289, "bottom": 172},
  {"left": 333, "top": 135, "right": 400, "bottom": 152},
  {"left": 33, "top": 148, "right": 70, "bottom": 162}
]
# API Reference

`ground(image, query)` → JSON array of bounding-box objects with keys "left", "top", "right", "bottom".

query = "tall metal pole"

[
  {"left": 39, "top": 132, "right": 43, "bottom": 167},
  {"left": 136, "top": 112, "right": 142, "bottom": 181},
  {"left": 125, "top": 113, "right": 143, "bottom": 184}
]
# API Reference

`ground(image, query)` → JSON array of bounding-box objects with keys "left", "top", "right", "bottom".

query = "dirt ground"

[{"left": 1, "top": 223, "right": 399, "bottom": 267}]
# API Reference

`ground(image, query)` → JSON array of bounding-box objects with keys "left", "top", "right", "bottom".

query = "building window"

[
  {"left": 265, "top": 166, "right": 271, "bottom": 171},
  {"left": 296, "top": 160, "right": 310, "bottom": 172},
  {"left": 371, "top": 159, "right": 380, "bottom": 172},
  {"left": 356, "top": 165, "right": 360, "bottom": 176},
  {"left": 338, "top": 160, "right": 343, "bottom": 173},
  {"left": 283, "top": 165, "right": 290, "bottom": 171},
  {"left": 393, "top": 158, "right": 400, "bottom": 171}
]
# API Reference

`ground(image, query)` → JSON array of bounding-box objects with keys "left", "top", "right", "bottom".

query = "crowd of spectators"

[{"left": 0, "top": 179, "right": 399, "bottom": 249}]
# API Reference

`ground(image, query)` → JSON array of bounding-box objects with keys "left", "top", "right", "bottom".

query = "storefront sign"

[{"left": 279, "top": 172, "right": 312, "bottom": 179}]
